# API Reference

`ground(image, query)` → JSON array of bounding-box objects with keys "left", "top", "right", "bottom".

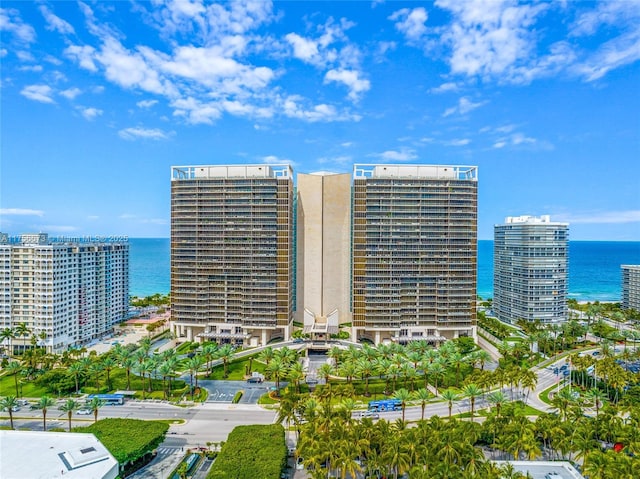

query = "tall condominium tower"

[
  {"left": 622, "top": 265, "right": 640, "bottom": 311},
  {"left": 493, "top": 215, "right": 569, "bottom": 324},
  {"left": 296, "top": 172, "right": 352, "bottom": 338},
  {"left": 170, "top": 165, "right": 294, "bottom": 346},
  {"left": 351, "top": 164, "right": 478, "bottom": 345},
  {"left": 0, "top": 233, "right": 129, "bottom": 353}
]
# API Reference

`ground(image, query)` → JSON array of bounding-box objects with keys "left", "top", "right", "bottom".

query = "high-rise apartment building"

[
  {"left": 351, "top": 164, "right": 478, "bottom": 344},
  {"left": 621, "top": 265, "right": 640, "bottom": 311},
  {"left": 170, "top": 163, "right": 478, "bottom": 347},
  {"left": 170, "top": 165, "right": 294, "bottom": 346},
  {"left": 493, "top": 215, "right": 568, "bottom": 324},
  {"left": 0, "top": 233, "right": 129, "bottom": 353}
]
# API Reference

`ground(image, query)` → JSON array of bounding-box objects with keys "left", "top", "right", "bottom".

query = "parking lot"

[{"left": 198, "top": 380, "right": 281, "bottom": 404}]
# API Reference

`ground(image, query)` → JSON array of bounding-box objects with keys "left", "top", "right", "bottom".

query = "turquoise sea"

[{"left": 130, "top": 239, "right": 640, "bottom": 302}]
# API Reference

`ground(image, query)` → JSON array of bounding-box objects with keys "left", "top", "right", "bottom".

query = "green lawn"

[{"left": 0, "top": 373, "right": 49, "bottom": 398}]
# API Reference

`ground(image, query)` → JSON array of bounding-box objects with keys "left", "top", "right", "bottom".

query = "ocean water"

[{"left": 130, "top": 238, "right": 640, "bottom": 302}]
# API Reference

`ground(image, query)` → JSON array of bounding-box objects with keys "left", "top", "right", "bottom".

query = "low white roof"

[
  {"left": 493, "top": 461, "right": 584, "bottom": 479},
  {"left": 0, "top": 430, "right": 119, "bottom": 479}
]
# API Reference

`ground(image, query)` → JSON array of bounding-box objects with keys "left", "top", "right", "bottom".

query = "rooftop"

[
  {"left": 0, "top": 430, "right": 119, "bottom": 479},
  {"left": 493, "top": 461, "right": 584, "bottom": 479}
]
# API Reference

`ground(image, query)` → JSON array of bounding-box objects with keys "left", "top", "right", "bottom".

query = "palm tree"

[
  {"left": 101, "top": 357, "right": 117, "bottom": 391},
  {"left": 427, "top": 361, "right": 445, "bottom": 396},
  {"left": 266, "top": 358, "right": 288, "bottom": 395},
  {"left": 216, "top": 345, "right": 234, "bottom": 379},
  {"left": 59, "top": 399, "right": 79, "bottom": 432},
  {"left": 317, "top": 363, "right": 335, "bottom": 385},
  {"left": 287, "top": 362, "right": 306, "bottom": 393},
  {"left": 413, "top": 388, "right": 432, "bottom": 420},
  {"left": 6, "top": 361, "right": 22, "bottom": 397},
  {"left": 355, "top": 358, "right": 376, "bottom": 396},
  {"left": 393, "top": 388, "right": 412, "bottom": 422},
  {"left": 67, "top": 361, "right": 85, "bottom": 395},
  {"left": 14, "top": 322, "right": 30, "bottom": 354},
  {"left": 441, "top": 389, "right": 459, "bottom": 419},
  {"left": 158, "top": 361, "right": 174, "bottom": 400},
  {"left": 87, "top": 396, "right": 105, "bottom": 423},
  {"left": 258, "top": 346, "right": 274, "bottom": 367},
  {"left": 462, "top": 383, "right": 482, "bottom": 421},
  {"left": 36, "top": 395, "right": 55, "bottom": 431},
  {"left": 586, "top": 388, "right": 606, "bottom": 418},
  {"left": 121, "top": 356, "right": 136, "bottom": 391},
  {"left": 89, "top": 361, "right": 104, "bottom": 391},
  {"left": 201, "top": 343, "right": 219, "bottom": 376},
  {"left": 0, "top": 396, "right": 19, "bottom": 429},
  {"left": 0, "top": 327, "right": 15, "bottom": 356}
]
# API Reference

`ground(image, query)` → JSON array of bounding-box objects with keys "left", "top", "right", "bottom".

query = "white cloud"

[
  {"left": 119, "top": 213, "right": 136, "bottom": 219},
  {"left": 39, "top": 5, "right": 75, "bottom": 35},
  {"left": 324, "top": 69, "right": 370, "bottom": 101},
  {"left": 573, "top": 30, "right": 640, "bottom": 82},
  {"left": 389, "top": 7, "right": 428, "bottom": 42},
  {"left": 375, "top": 148, "right": 418, "bottom": 162},
  {"left": 79, "top": 107, "right": 103, "bottom": 120},
  {"left": 137, "top": 99, "right": 158, "bottom": 108},
  {"left": 20, "top": 84, "right": 55, "bottom": 103},
  {"left": 18, "top": 65, "right": 43, "bottom": 72},
  {"left": 286, "top": 33, "right": 319, "bottom": 62},
  {"left": 430, "top": 82, "right": 459, "bottom": 93},
  {"left": 317, "top": 155, "right": 352, "bottom": 166},
  {"left": 443, "top": 96, "right": 486, "bottom": 117},
  {"left": 118, "top": 127, "right": 174, "bottom": 141},
  {"left": 87, "top": 215, "right": 99, "bottom": 220},
  {"left": 60, "top": 87, "right": 82, "bottom": 100},
  {"left": 0, "top": 208, "right": 44, "bottom": 216},
  {"left": 281, "top": 95, "right": 360, "bottom": 123},
  {"left": 64, "top": 44, "right": 98, "bottom": 72},
  {"left": 446, "top": 138, "right": 471, "bottom": 146},
  {"left": 0, "top": 7, "right": 36, "bottom": 43},
  {"left": 0, "top": 48, "right": 7, "bottom": 58},
  {"left": 435, "top": 0, "right": 550, "bottom": 82},
  {"left": 554, "top": 210, "right": 640, "bottom": 224}
]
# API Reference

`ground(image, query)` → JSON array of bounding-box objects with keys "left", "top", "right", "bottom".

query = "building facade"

[
  {"left": 296, "top": 172, "right": 352, "bottom": 338},
  {"left": 351, "top": 164, "right": 478, "bottom": 344},
  {"left": 0, "top": 233, "right": 129, "bottom": 353},
  {"left": 493, "top": 215, "right": 569, "bottom": 324},
  {"left": 170, "top": 165, "right": 294, "bottom": 346},
  {"left": 622, "top": 265, "right": 640, "bottom": 311}
]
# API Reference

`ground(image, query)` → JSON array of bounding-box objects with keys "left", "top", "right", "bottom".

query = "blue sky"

[{"left": 1, "top": 0, "right": 639, "bottom": 241}]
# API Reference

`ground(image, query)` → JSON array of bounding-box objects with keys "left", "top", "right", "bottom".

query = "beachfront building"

[
  {"left": 296, "top": 172, "right": 352, "bottom": 339},
  {"left": 351, "top": 164, "right": 478, "bottom": 345},
  {"left": 621, "top": 265, "right": 640, "bottom": 311},
  {"left": 0, "top": 233, "right": 129, "bottom": 353},
  {"left": 170, "top": 165, "right": 294, "bottom": 347},
  {"left": 493, "top": 215, "right": 569, "bottom": 324}
]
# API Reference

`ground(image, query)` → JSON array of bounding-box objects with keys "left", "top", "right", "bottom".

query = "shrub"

[
  {"left": 207, "top": 425, "right": 286, "bottom": 479},
  {"left": 73, "top": 418, "right": 168, "bottom": 465},
  {"left": 232, "top": 391, "right": 243, "bottom": 404}
]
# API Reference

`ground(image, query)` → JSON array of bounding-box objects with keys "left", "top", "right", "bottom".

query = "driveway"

[{"left": 198, "top": 380, "right": 283, "bottom": 404}]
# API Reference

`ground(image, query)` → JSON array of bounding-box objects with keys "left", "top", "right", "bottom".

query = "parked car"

[
  {"left": 360, "top": 410, "right": 380, "bottom": 419},
  {"left": 2, "top": 406, "right": 19, "bottom": 412},
  {"left": 76, "top": 409, "right": 92, "bottom": 415},
  {"left": 247, "top": 376, "right": 263, "bottom": 383}
]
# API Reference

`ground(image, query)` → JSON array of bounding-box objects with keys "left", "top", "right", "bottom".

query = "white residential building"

[
  {"left": 622, "top": 265, "right": 640, "bottom": 311},
  {"left": 493, "top": 215, "right": 569, "bottom": 324},
  {"left": 0, "top": 233, "right": 129, "bottom": 353}
]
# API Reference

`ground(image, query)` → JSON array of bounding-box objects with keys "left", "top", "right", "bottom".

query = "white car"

[{"left": 76, "top": 409, "right": 92, "bottom": 415}]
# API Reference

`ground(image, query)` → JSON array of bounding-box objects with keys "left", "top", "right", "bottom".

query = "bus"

[
  {"left": 368, "top": 399, "right": 401, "bottom": 412},
  {"left": 87, "top": 394, "right": 125, "bottom": 405}
]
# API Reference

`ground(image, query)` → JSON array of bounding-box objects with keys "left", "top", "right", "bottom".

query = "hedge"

[
  {"left": 74, "top": 418, "right": 168, "bottom": 465},
  {"left": 207, "top": 424, "right": 287, "bottom": 479}
]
